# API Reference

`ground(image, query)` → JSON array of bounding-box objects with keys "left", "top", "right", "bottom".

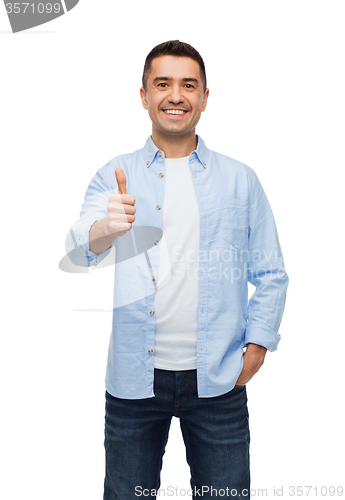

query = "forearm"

[
  {"left": 245, "top": 264, "right": 288, "bottom": 351},
  {"left": 89, "top": 218, "right": 116, "bottom": 255}
]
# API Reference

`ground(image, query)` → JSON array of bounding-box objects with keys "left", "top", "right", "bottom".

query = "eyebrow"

[{"left": 152, "top": 76, "right": 200, "bottom": 85}]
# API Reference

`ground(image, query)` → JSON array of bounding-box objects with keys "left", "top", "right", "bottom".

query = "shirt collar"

[{"left": 143, "top": 134, "right": 209, "bottom": 168}]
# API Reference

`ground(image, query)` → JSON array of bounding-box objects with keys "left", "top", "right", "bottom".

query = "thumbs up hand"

[{"left": 106, "top": 168, "right": 136, "bottom": 237}]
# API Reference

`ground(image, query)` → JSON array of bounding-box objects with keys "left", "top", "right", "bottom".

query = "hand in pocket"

[{"left": 236, "top": 343, "right": 267, "bottom": 386}]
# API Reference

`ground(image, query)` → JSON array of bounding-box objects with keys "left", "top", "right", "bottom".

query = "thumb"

[{"left": 115, "top": 168, "right": 128, "bottom": 195}]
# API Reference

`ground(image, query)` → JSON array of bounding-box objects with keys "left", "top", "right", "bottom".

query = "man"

[{"left": 65, "top": 40, "right": 289, "bottom": 499}]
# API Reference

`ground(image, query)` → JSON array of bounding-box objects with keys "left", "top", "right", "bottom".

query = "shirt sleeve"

[
  {"left": 65, "top": 165, "right": 115, "bottom": 268},
  {"left": 244, "top": 168, "right": 289, "bottom": 351}
]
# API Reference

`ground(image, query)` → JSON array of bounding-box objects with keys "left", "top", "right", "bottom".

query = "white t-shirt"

[{"left": 154, "top": 156, "right": 200, "bottom": 370}]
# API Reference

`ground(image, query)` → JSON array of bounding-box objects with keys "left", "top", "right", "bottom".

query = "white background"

[{"left": 1, "top": 1, "right": 344, "bottom": 498}]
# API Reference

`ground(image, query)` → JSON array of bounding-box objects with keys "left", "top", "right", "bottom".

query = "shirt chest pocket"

[{"left": 222, "top": 197, "right": 249, "bottom": 250}]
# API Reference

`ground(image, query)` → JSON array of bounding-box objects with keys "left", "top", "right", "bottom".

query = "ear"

[
  {"left": 201, "top": 88, "right": 209, "bottom": 112},
  {"left": 140, "top": 87, "right": 148, "bottom": 110}
]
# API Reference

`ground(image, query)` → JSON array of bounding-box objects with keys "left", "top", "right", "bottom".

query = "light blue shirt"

[{"left": 65, "top": 135, "right": 289, "bottom": 399}]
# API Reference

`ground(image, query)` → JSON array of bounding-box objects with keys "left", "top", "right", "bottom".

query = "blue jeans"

[{"left": 103, "top": 369, "right": 250, "bottom": 499}]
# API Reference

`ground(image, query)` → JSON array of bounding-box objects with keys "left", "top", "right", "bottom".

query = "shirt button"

[
  {"left": 148, "top": 349, "right": 153, "bottom": 353},
  {"left": 154, "top": 241, "right": 159, "bottom": 245},
  {"left": 203, "top": 162, "right": 206, "bottom": 166},
  {"left": 152, "top": 276, "right": 156, "bottom": 281},
  {"left": 157, "top": 152, "right": 162, "bottom": 157},
  {"left": 159, "top": 173, "right": 164, "bottom": 177},
  {"left": 156, "top": 205, "right": 161, "bottom": 210},
  {"left": 146, "top": 161, "right": 150, "bottom": 165},
  {"left": 150, "top": 310, "right": 155, "bottom": 315}
]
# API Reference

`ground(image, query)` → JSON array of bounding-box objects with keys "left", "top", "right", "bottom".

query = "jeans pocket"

[{"left": 233, "top": 384, "right": 246, "bottom": 390}]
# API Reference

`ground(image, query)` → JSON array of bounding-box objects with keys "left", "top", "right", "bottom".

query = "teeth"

[{"left": 164, "top": 109, "right": 186, "bottom": 115}]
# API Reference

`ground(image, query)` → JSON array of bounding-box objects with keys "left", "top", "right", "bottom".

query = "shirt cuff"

[
  {"left": 244, "top": 321, "right": 281, "bottom": 352},
  {"left": 77, "top": 220, "right": 112, "bottom": 267}
]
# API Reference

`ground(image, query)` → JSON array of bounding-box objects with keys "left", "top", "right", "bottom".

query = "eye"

[
  {"left": 185, "top": 84, "right": 194, "bottom": 89},
  {"left": 158, "top": 82, "right": 168, "bottom": 88}
]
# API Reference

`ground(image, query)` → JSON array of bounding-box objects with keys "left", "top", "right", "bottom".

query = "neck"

[{"left": 151, "top": 128, "right": 197, "bottom": 158}]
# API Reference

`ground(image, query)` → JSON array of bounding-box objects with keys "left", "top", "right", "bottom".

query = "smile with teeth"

[{"left": 163, "top": 109, "right": 187, "bottom": 115}]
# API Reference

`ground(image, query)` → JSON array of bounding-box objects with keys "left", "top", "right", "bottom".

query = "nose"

[{"left": 168, "top": 84, "right": 184, "bottom": 104}]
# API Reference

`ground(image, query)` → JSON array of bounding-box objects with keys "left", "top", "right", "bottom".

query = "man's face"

[{"left": 140, "top": 55, "right": 209, "bottom": 138}]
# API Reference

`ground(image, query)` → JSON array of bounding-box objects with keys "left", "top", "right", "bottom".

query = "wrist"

[
  {"left": 103, "top": 217, "right": 113, "bottom": 237},
  {"left": 246, "top": 342, "right": 267, "bottom": 352}
]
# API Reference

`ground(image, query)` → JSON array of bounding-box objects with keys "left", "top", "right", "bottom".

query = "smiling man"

[
  {"left": 140, "top": 54, "right": 208, "bottom": 157},
  {"left": 65, "top": 40, "right": 288, "bottom": 500}
]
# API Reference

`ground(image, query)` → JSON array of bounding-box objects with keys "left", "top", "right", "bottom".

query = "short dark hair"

[{"left": 142, "top": 40, "right": 207, "bottom": 93}]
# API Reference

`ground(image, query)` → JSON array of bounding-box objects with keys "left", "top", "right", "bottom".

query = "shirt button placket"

[{"left": 148, "top": 150, "right": 164, "bottom": 361}]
